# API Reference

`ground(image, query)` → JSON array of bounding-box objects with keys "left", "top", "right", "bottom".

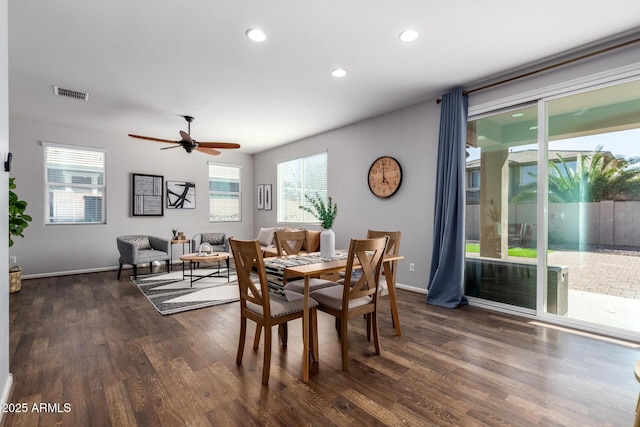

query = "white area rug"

[{"left": 131, "top": 268, "right": 239, "bottom": 315}]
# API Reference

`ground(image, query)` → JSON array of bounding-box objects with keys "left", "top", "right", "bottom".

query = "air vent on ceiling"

[{"left": 53, "top": 85, "right": 90, "bottom": 102}]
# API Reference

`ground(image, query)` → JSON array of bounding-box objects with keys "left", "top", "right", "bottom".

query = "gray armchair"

[
  {"left": 116, "top": 235, "right": 170, "bottom": 279},
  {"left": 191, "top": 232, "right": 229, "bottom": 253}
]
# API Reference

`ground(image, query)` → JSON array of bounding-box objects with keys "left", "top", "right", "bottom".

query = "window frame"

[
  {"left": 208, "top": 162, "right": 242, "bottom": 222},
  {"left": 43, "top": 141, "right": 106, "bottom": 225},
  {"left": 277, "top": 151, "right": 328, "bottom": 224}
]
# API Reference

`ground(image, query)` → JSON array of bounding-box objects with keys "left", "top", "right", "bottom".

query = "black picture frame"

[
  {"left": 132, "top": 173, "right": 164, "bottom": 216},
  {"left": 264, "top": 184, "right": 272, "bottom": 210},
  {"left": 257, "top": 184, "right": 264, "bottom": 210},
  {"left": 166, "top": 181, "right": 196, "bottom": 209}
]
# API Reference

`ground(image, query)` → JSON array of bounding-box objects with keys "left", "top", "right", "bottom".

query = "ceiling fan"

[{"left": 128, "top": 115, "right": 240, "bottom": 156}]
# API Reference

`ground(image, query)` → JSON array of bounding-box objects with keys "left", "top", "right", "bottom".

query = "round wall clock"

[{"left": 368, "top": 156, "right": 403, "bottom": 198}]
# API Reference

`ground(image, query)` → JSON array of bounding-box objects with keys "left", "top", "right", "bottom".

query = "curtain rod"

[{"left": 436, "top": 35, "right": 640, "bottom": 104}]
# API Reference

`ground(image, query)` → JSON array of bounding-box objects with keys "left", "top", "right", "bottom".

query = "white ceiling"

[{"left": 8, "top": 1, "right": 640, "bottom": 154}]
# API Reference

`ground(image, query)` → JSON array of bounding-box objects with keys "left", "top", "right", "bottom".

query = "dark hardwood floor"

[{"left": 4, "top": 269, "right": 640, "bottom": 426}]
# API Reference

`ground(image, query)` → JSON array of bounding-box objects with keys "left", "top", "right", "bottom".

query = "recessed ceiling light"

[
  {"left": 399, "top": 29, "right": 419, "bottom": 42},
  {"left": 246, "top": 28, "right": 266, "bottom": 42},
  {"left": 331, "top": 68, "right": 347, "bottom": 78},
  {"left": 512, "top": 113, "right": 525, "bottom": 118}
]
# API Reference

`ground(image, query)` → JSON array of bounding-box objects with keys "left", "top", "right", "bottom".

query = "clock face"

[{"left": 368, "top": 156, "right": 402, "bottom": 198}]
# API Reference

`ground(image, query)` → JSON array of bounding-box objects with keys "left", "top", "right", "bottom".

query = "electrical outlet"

[
  {"left": 409, "top": 262, "right": 415, "bottom": 272},
  {"left": 9, "top": 256, "right": 16, "bottom": 264}
]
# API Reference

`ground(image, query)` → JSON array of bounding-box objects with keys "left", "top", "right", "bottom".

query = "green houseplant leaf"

[
  {"left": 298, "top": 193, "right": 337, "bottom": 229},
  {"left": 9, "top": 177, "right": 32, "bottom": 247}
]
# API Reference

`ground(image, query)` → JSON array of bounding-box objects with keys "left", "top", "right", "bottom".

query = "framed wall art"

[
  {"left": 264, "top": 184, "right": 272, "bottom": 210},
  {"left": 257, "top": 184, "right": 264, "bottom": 210},
  {"left": 167, "top": 181, "right": 196, "bottom": 209},
  {"left": 132, "top": 173, "right": 163, "bottom": 216}
]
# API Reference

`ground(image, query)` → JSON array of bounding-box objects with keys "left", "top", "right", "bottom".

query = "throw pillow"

[
  {"left": 128, "top": 236, "right": 151, "bottom": 250},
  {"left": 202, "top": 233, "right": 225, "bottom": 246},
  {"left": 256, "top": 227, "right": 276, "bottom": 247}
]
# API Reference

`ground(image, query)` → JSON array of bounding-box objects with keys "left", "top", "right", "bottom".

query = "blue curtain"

[{"left": 427, "top": 88, "right": 469, "bottom": 308}]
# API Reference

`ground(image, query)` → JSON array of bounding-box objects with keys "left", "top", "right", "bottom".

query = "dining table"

[{"left": 263, "top": 251, "right": 404, "bottom": 382}]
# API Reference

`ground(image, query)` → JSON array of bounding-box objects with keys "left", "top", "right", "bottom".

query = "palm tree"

[{"left": 513, "top": 146, "right": 640, "bottom": 203}]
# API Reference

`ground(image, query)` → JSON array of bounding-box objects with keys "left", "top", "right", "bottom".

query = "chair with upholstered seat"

[
  {"left": 229, "top": 237, "right": 319, "bottom": 385},
  {"left": 367, "top": 230, "right": 402, "bottom": 331},
  {"left": 310, "top": 236, "right": 388, "bottom": 371},
  {"left": 270, "top": 230, "right": 339, "bottom": 344},
  {"left": 274, "top": 229, "right": 308, "bottom": 256},
  {"left": 116, "top": 235, "right": 170, "bottom": 279},
  {"left": 338, "top": 230, "right": 402, "bottom": 335},
  {"left": 274, "top": 229, "right": 340, "bottom": 295}
]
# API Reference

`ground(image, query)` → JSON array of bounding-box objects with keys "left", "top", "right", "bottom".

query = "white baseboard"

[
  {"left": 0, "top": 373, "right": 14, "bottom": 423},
  {"left": 22, "top": 262, "right": 180, "bottom": 280},
  {"left": 23, "top": 266, "right": 121, "bottom": 279},
  {"left": 396, "top": 282, "right": 427, "bottom": 295}
]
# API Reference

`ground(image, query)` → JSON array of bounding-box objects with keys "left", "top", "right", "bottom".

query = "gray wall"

[
  {"left": 8, "top": 117, "right": 255, "bottom": 277},
  {"left": 253, "top": 100, "right": 442, "bottom": 292}
]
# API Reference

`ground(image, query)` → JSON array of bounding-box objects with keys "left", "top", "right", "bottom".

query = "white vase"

[{"left": 320, "top": 228, "right": 335, "bottom": 258}]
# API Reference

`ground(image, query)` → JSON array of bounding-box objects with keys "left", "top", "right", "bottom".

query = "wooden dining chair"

[
  {"left": 277, "top": 229, "right": 341, "bottom": 295},
  {"left": 338, "top": 230, "right": 402, "bottom": 336},
  {"left": 368, "top": 230, "right": 402, "bottom": 333},
  {"left": 274, "top": 229, "right": 308, "bottom": 256},
  {"left": 310, "top": 236, "right": 388, "bottom": 371},
  {"left": 273, "top": 229, "right": 339, "bottom": 343},
  {"left": 229, "top": 238, "right": 319, "bottom": 385}
]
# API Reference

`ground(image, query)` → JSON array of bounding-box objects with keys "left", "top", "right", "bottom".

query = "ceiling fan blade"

[
  {"left": 196, "top": 146, "right": 221, "bottom": 156},
  {"left": 128, "top": 134, "right": 177, "bottom": 144},
  {"left": 160, "top": 144, "right": 182, "bottom": 150},
  {"left": 179, "top": 130, "right": 194, "bottom": 144},
  {"left": 197, "top": 141, "right": 241, "bottom": 149}
]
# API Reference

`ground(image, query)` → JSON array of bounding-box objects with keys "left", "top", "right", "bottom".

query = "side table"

[{"left": 170, "top": 239, "right": 191, "bottom": 270}]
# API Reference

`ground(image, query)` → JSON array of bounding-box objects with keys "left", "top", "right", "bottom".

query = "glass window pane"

[
  {"left": 465, "top": 105, "right": 539, "bottom": 310},
  {"left": 44, "top": 143, "right": 106, "bottom": 225},
  {"left": 545, "top": 78, "right": 640, "bottom": 334},
  {"left": 277, "top": 152, "right": 327, "bottom": 223},
  {"left": 209, "top": 162, "right": 241, "bottom": 222}
]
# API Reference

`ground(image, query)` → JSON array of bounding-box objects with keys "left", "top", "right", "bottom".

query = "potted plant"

[
  {"left": 9, "top": 177, "right": 32, "bottom": 292},
  {"left": 172, "top": 229, "right": 178, "bottom": 240},
  {"left": 299, "top": 193, "right": 337, "bottom": 258}
]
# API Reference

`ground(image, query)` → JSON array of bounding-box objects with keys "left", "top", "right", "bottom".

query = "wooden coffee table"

[{"left": 179, "top": 252, "right": 230, "bottom": 287}]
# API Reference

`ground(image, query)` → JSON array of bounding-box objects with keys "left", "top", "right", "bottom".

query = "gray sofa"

[{"left": 116, "top": 235, "right": 170, "bottom": 279}]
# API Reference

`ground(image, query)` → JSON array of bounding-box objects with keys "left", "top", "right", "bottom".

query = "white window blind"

[
  {"left": 44, "top": 142, "right": 106, "bottom": 224},
  {"left": 208, "top": 162, "right": 241, "bottom": 222},
  {"left": 277, "top": 151, "right": 328, "bottom": 223}
]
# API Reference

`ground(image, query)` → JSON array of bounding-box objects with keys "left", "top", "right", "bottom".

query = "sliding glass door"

[
  {"left": 544, "top": 78, "right": 640, "bottom": 333},
  {"left": 465, "top": 105, "right": 540, "bottom": 311},
  {"left": 466, "top": 77, "right": 640, "bottom": 339}
]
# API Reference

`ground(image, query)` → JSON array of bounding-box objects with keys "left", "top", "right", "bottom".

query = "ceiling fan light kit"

[{"left": 128, "top": 115, "right": 240, "bottom": 156}]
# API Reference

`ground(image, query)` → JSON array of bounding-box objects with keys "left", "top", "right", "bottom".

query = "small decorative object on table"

[
  {"left": 198, "top": 242, "right": 213, "bottom": 255},
  {"left": 298, "top": 192, "right": 338, "bottom": 258},
  {"left": 172, "top": 228, "right": 178, "bottom": 240}
]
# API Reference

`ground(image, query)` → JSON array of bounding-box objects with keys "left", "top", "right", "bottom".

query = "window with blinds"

[
  {"left": 44, "top": 142, "right": 106, "bottom": 224},
  {"left": 277, "top": 151, "right": 328, "bottom": 223},
  {"left": 208, "top": 162, "right": 241, "bottom": 222}
]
